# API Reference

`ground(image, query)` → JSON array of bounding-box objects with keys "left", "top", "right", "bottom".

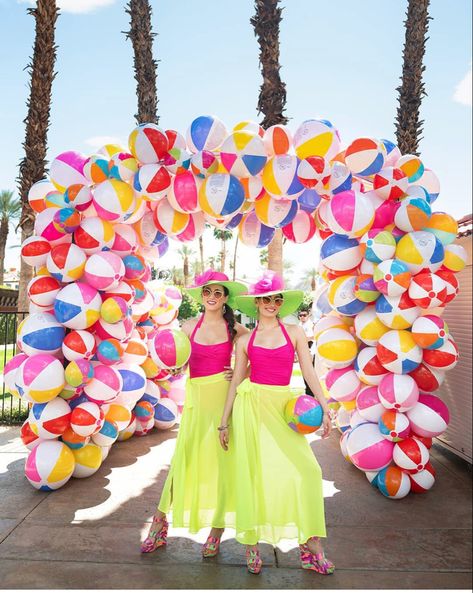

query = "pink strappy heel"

[
  {"left": 202, "top": 536, "right": 221, "bottom": 558},
  {"left": 299, "top": 538, "right": 335, "bottom": 575},
  {"left": 246, "top": 546, "right": 263, "bottom": 574},
  {"left": 140, "top": 515, "right": 168, "bottom": 553}
]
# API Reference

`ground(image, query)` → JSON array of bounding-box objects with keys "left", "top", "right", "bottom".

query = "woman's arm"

[{"left": 219, "top": 336, "right": 249, "bottom": 450}]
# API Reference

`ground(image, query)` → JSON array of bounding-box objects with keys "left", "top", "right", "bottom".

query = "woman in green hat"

[
  {"left": 141, "top": 270, "right": 247, "bottom": 557},
  {"left": 218, "top": 270, "right": 334, "bottom": 575}
]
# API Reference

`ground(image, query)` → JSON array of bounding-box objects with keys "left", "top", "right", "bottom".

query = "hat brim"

[
  {"left": 186, "top": 280, "right": 248, "bottom": 309},
  {"left": 234, "top": 290, "right": 304, "bottom": 319}
]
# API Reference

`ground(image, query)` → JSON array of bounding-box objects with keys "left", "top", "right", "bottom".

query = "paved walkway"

[{"left": 0, "top": 421, "right": 471, "bottom": 589}]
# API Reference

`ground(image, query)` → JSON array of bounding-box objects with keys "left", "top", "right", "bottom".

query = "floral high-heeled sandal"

[
  {"left": 246, "top": 546, "right": 263, "bottom": 574},
  {"left": 202, "top": 536, "right": 221, "bottom": 558},
  {"left": 299, "top": 538, "right": 335, "bottom": 575},
  {"left": 140, "top": 515, "right": 168, "bottom": 553}
]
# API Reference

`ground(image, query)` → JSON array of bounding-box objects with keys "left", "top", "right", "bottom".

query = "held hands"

[{"left": 219, "top": 426, "right": 229, "bottom": 451}]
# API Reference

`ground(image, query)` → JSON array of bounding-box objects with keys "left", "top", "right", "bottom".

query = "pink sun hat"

[{"left": 186, "top": 269, "right": 247, "bottom": 308}]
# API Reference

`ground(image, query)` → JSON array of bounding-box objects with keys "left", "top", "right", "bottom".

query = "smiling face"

[
  {"left": 201, "top": 284, "right": 228, "bottom": 312},
  {"left": 256, "top": 293, "right": 284, "bottom": 319}
]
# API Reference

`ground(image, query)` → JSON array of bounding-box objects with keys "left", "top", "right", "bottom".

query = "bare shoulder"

[
  {"left": 235, "top": 322, "right": 250, "bottom": 337},
  {"left": 236, "top": 331, "right": 251, "bottom": 350},
  {"left": 284, "top": 323, "right": 305, "bottom": 342},
  {"left": 181, "top": 318, "right": 198, "bottom": 337}
]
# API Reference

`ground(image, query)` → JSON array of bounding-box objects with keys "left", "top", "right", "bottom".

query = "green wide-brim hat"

[{"left": 186, "top": 270, "right": 247, "bottom": 309}]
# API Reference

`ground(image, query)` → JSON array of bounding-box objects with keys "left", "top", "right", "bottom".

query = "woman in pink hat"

[
  {"left": 141, "top": 269, "right": 248, "bottom": 557},
  {"left": 219, "top": 271, "right": 334, "bottom": 575}
]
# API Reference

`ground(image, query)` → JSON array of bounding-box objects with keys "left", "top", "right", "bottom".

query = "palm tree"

[
  {"left": 0, "top": 191, "right": 21, "bottom": 285},
  {"left": 251, "top": 0, "right": 288, "bottom": 277},
  {"left": 178, "top": 245, "right": 194, "bottom": 286},
  {"left": 198, "top": 235, "right": 205, "bottom": 273},
  {"left": 304, "top": 267, "right": 319, "bottom": 292},
  {"left": 395, "top": 0, "right": 431, "bottom": 155},
  {"left": 213, "top": 228, "right": 233, "bottom": 273},
  {"left": 231, "top": 235, "right": 239, "bottom": 280},
  {"left": 124, "top": 0, "right": 159, "bottom": 124},
  {"left": 17, "top": 0, "right": 59, "bottom": 312}
]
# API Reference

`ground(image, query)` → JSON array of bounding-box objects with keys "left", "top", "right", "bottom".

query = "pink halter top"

[
  {"left": 247, "top": 321, "right": 295, "bottom": 386},
  {"left": 188, "top": 315, "right": 233, "bottom": 379}
]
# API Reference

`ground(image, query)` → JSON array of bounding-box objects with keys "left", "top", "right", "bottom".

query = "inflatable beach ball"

[
  {"left": 238, "top": 211, "right": 275, "bottom": 248},
  {"left": 284, "top": 395, "right": 323, "bottom": 434},
  {"left": 109, "top": 151, "right": 138, "bottom": 183},
  {"left": 409, "top": 363, "right": 445, "bottom": 393},
  {"left": 133, "top": 163, "right": 171, "bottom": 201},
  {"left": 263, "top": 124, "right": 293, "bottom": 156},
  {"left": 153, "top": 198, "right": 191, "bottom": 236},
  {"left": 44, "top": 190, "right": 67, "bottom": 209},
  {"left": 128, "top": 123, "right": 169, "bottom": 163},
  {"left": 344, "top": 137, "right": 386, "bottom": 177},
  {"left": 328, "top": 275, "right": 366, "bottom": 316},
  {"left": 375, "top": 292, "right": 420, "bottom": 330},
  {"left": 377, "top": 466, "right": 411, "bottom": 499},
  {"left": 346, "top": 422, "right": 394, "bottom": 472},
  {"left": 100, "top": 296, "right": 128, "bottom": 324},
  {"left": 27, "top": 275, "right": 61, "bottom": 308},
  {"left": 442, "top": 244, "right": 468, "bottom": 273},
  {"left": 254, "top": 194, "right": 298, "bottom": 228},
  {"left": 293, "top": 119, "right": 341, "bottom": 161},
  {"left": 166, "top": 171, "right": 201, "bottom": 213},
  {"left": 297, "top": 156, "right": 331, "bottom": 190},
  {"left": 54, "top": 282, "right": 101, "bottom": 330},
  {"left": 406, "top": 393, "right": 449, "bottom": 438},
  {"left": 28, "top": 179, "right": 56, "bottom": 213},
  {"left": 133, "top": 399, "right": 155, "bottom": 423},
  {"left": 21, "top": 235, "right": 51, "bottom": 268},
  {"left": 84, "top": 365, "right": 123, "bottom": 405},
  {"left": 378, "top": 373, "right": 419, "bottom": 412},
  {"left": 154, "top": 397, "right": 178, "bottom": 430},
  {"left": 18, "top": 312, "right": 65, "bottom": 356},
  {"left": 395, "top": 231, "right": 444, "bottom": 275},
  {"left": 316, "top": 328, "right": 358, "bottom": 369},
  {"left": 376, "top": 330, "right": 422, "bottom": 374},
  {"left": 29, "top": 398, "right": 71, "bottom": 439},
  {"left": 72, "top": 442, "right": 103, "bottom": 478},
  {"left": 393, "top": 437, "right": 429, "bottom": 474},
  {"left": 354, "top": 275, "right": 380, "bottom": 303},
  {"left": 198, "top": 173, "right": 245, "bottom": 218},
  {"left": 65, "top": 359, "right": 94, "bottom": 388},
  {"left": 354, "top": 307, "right": 389, "bottom": 346},
  {"left": 409, "top": 461, "right": 436, "bottom": 493},
  {"left": 396, "top": 154, "right": 424, "bottom": 183},
  {"left": 340, "top": 430, "right": 352, "bottom": 462},
  {"left": 411, "top": 168, "right": 440, "bottom": 203},
  {"left": 46, "top": 243, "right": 86, "bottom": 283},
  {"left": 74, "top": 216, "right": 115, "bottom": 255},
  {"left": 328, "top": 162, "right": 352, "bottom": 195},
  {"left": 34, "top": 208, "right": 69, "bottom": 245},
  {"left": 408, "top": 271, "right": 447, "bottom": 310},
  {"left": 97, "top": 338, "right": 124, "bottom": 366},
  {"left": 373, "top": 259, "right": 411, "bottom": 297},
  {"left": 91, "top": 419, "right": 119, "bottom": 447},
  {"left": 49, "top": 151, "right": 88, "bottom": 192},
  {"left": 103, "top": 403, "right": 132, "bottom": 432},
  {"left": 21, "top": 419, "right": 41, "bottom": 451},
  {"left": 325, "top": 190, "right": 374, "bottom": 238},
  {"left": 373, "top": 167, "right": 408, "bottom": 201},
  {"left": 3, "top": 353, "right": 28, "bottom": 397},
  {"left": 422, "top": 337, "right": 458, "bottom": 371},
  {"left": 261, "top": 155, "right": 304, "bottom": 200},
  {"left": 53, "top": 206, "right": 81, "bottom": 234},
  {"left": 83, "top": 153, "right": 110, "bottom": 184},
  {"left": 356, "top": 386, "right": 385, "bottom": 423},
  {"left": 64, "top": 184, "right": 93, "bottom": 212},
  {"left": 298, "top": 188, "right": 321, "bottom": 213},
  {"left": 325, "top": 366, "right": 362, "bottom": 403},
  {"left": 320, "top": 234, "right": 363, "bottom": 272},
  {"left": 117, "top": 415, "right": 137, "bottom": 441},
  {"left": 84, "top": 252, "right": 125, "bottom": 292},
  {"left": 233, "top": 120, "right": 264, "bottom": 137},
  {"left": 149, "top": 329, "right": 191, "bottom": 369},
  {"left": 423, "top": 212, "right": 458, "bottom": 246},
  {"left": 92, "top": 179, "right": 135, "bottom": 223},
  {"left": 360, "top": 229, "right": 396, "bottom": 264},
  {"left": 313, "top": 316, "right": 347, "bottom": 340},
  {"left": 411, "top": 315, "right": 448, "bottom": 350},
  {"left": 335, "top": 407, "right": 352, "bottom": 433},
  {"left": 62, "top": 330, "right": 96, "bottom": 361},
  {"left": 114, "top": 363, "right": 147, "bottom": 406},
  {"left": 186, "top": 115, "right": 227, "bottom": 153},
  {"left": 282, "top": 209, "right": 316, "bottom": 243},
  {"left": 25, "top": 440, "right": 75, "bottom": 491},
  {"left": 220, "top": 131, "right": 267, "bottom": 177},
  {"left": 394, "top": 197, "right": 431, "bottom": 233},
  {"left": 71, "top": 401, "right": 105, "bottom": 437},
  {"left": 354, "top": 347, "right": 389, "bottom": 386}
]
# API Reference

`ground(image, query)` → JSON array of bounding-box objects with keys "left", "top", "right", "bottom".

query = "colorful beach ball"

[
  {"left": 335, "top": 407, "right": 352, "bottom": 433},
  {"left": 298, "top": 188, "right": 321, "bottom": 213},
  {"left": 261, "top": 155, "right": 304, "bottom": 199},
  {"left": 354, "top": 347, "right": 390, "bottom": 386},
  {"left": 94, "top": 316, "right": 133, "bottom": 342},
  {"left": 18, "top": 312, "right": 65, "bottom": 356},
  {"left": 93, "top": 179, "right": 135, "bottom": 222},
  {"left": 356, "top": 386, "right": 385, "bottom": 423},
  {"left": 297, "top": 156, "right": 331, "bottom": 190},
  {"left": 100, "top": 296, "right": 128, "bottom": 324},
  {"left": 133, "top": 400, "right": 155, "bottom": 424},
  {"left": 263, "top": 124, "right": 293, "bottom": 156},
  {"left": 344, "top": 137, "right": 386, "bottom": 177},
  {"left": 109, "top": 151, "right": 138, "bottom": 183},
  {"left": 396, "top": 154, "right": 424, "bottom": 183},
  {"left": 25, "top": 440, "right": 75, "bottom": 491},
  {"left": 115, "top": 363, "right": 147, "bottom": 406},
  {"left": 96, "top": 339, "right": 124, "bottom": 366},
  {"left": 377, "top": 466, "right": 411, "bottom": 499},
  {"left": 117, "top": 415, "right": 137, "bottom": 441},
  {"left": 320, "top": 234, "right": 363, "bottom": 272},
  {"left": 153, "top": 198, "right": 190, "bottom": 236},
  {"left": 373, "top": 259, "right": 411, "bottom": 297},
  {"left": 354, "top": 307, "right": 389, "bottom": 346},
  {"left": 316, "top": 328, "right": 357, "bottom": 369},
  {"left": 423, "top": 212, "right": 458, "bottom": 246},
  {"left": 166, "top": 171, "right": 201, "bottom": 213},
  {"left": 21, "top": 235, "right": 51, "bottom": 268},
  {"left": 346, "top": 422, "right": 394, "bottom": 472},
  {"left": 408, "top": 272, "right": 447, "bottom": 310},
  {"left": 328, "top": 275, "right": 366, "bottom": 316},
  {"left": 233, "top": 120, "right": 264, "bottom": 137},
  {"left": 407, "top": 393, "right": 449, "bottom": 438},
  {"left": 65, "top": 359, "right": 94, "bottom": 388},
  {"left": 325, "top": 190, "right": 374, "bottom": 238},
  {"left": 186, "top": 115, "right": 227, "bottom": 153},
  {"left": 360, "top": 229, "right": 396, "bottom": 264},
  {"left": 84, "top": 252, "right": 125, "bottom": 292},
  {"left": 395, "top": 231, "right": 444, "bottom": 275},
  {"left": 149, "top": 329, "right": 191, "bottom": 369},
  {"left": 74, "top": 216, "right": 115, "bottom": 255},
  {"left": 27, "top": 275, "right": 61, "bottom": 308},
  {"left": 254, "top": 194, "right": 298, "bottom": 228},
  {"left": 365, "top": 191, "right": 397, "bottom": 229},
  {"left": 220, "top": 131, "right": 267, "bottom": 177},
  {"left": 198, "top": 173, "right": 245, "bottom": 217},
  {"left": 293, "top": 119, "right": 341, "bottom": 161},
  {"left": 409, "top": 363, "right": 445, "bottom": 393},
  {"left": 393, "top": 437, "right": 429, "bottom": 474},
  {"left": 123, "top": 253, "right": 146, "bottom": 280},
  {"left": 53, "top": 206, "right": 81, "bottom": 234},
  {"left": 394, "top": 197, "right": 431, "bottom": 232},
  {"left": 122, "top": 336, "right": 148, "bottom": 366},
  {"left": 354, "top": 275, "right": 380, "bottom": 303},
  {"left": 409, "top": 461, "right": 436, "bottom": 493},
  {"left": 72, "top": 442, "right": 103, "bottom": 478},
  {"left": 128, "top": 123, "right": 169, "bottom": 163},
  {"left": 281, "top": 209, "right": 316, "bottom": 243},
  {"left": 284, "top": 395, "right": 323, "bottom": 434},
  {"left": 442, "top": 244, "right": 468, "bottom": 273},
  {"left": 91, "top": 419, "right": 119, "bottom": 447},
  {"left": 328, "top": 162, "right": 352, "bottom": 195},
  {"left": 46, "top": 243, "right": 86, "bottom": 283},
  {"left": 375, "top": 293, "right": 420, "bottom": 330},
  {"left": 21, "top": 419, "right": 41, "bottom": 450},
  {"left": 422, "top": 337, "right": 458, "bottom": 371},
  {"left": 83, "top": 154, "right": 110, "bottom": 184},
  {"left": 49, "top": 151, "right": 88, "bottom": 192},
  {"left": 16, "top": 354, "right": 65, "bottom": 403},
  {"left": 154, "top": 398, "right": 178, "bottom": 430},
  {"left": 103, "top": 403, "right": 132, "bottom": 432},
  {"left": 325, "top": 366, "right": 362, "bottom": 403},
  {"left": 63, "top": 184, "right": 93, "bottom": 212},
  {"left": 62, "top": 330, "right": 96, "bottom": 361},
  {"left": 29, "top": 398, "right": 71, "bottom": 439},
  {"left": 339, "top": 430, "right": 352, "bottom": 462},
  {"left": 376, "top": 330, "right": 422, "bottom": 374},
  {"left": 411, "top": 315, "right": 449, "bottom": 349},
  {"left": 70, "top": 401, "right": 104, "bottom": 437},
  {"left": 61, "top": 425, "right": 89, "bottom": 450},
  {"left": 28, "top": 179, "right": 56, "bottom": 213},
  {"left": 378, "top": 373, "right": 419, "bottom": 412},
  {"left": 3, "top": 353, "right": 28, "bottom": 397},
  {"left": 34, "top": 208, "right": 68, "bottom": 245},
  {"left": 238, "top": 211, "right": 275, "bottom": 248},
  {"left": 133, "top": 163, "right": 171, "bottom": 201},
  {"left": 412, "top": 168, "right": 440, "bottom": 203},
  {"left": 54, "top": 282, "right": 101, "bottom": 330},
  {"left": 372, "top": 167, "right": 408, "bottom": 200}
]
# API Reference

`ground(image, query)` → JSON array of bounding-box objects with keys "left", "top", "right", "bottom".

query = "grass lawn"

[{"left": 0, "top": 345, "right": 15, "bottom": 373}]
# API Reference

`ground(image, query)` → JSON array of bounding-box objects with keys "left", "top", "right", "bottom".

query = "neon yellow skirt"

[
  {"left": 233, "top": 378, "right": 327, "bottom": 545},
  {"left": 158, "top": 372, "right": 236, "bottom": 533}
]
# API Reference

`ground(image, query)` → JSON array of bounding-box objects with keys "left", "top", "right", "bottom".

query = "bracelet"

[{"left": 217, "top": 424, "right": 229, "bottom": 431}]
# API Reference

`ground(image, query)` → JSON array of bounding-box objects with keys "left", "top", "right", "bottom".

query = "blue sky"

[{"left": 0, "top": 0, "right": 471, "bottom": 280}]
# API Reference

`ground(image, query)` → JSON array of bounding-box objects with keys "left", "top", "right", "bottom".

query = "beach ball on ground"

[
  {"left": 344, "top": 137, "right": 386, "bottom": 177},
  {"left": 377, "top": 466, "right": 411, "bottom": 499},
  {"left": 84, "top": 365, "right": 123, "bottom": 405},
  {"left": 328, "top": 275, "right": 366, "bottom": 316},
  {"left": 325, "top": 190, "right": 374, "bottom": 238},
  {"left": 220, "top": 131, "right": 267, "bottom": 177},
  {"left": 70, "top": 401, "right": 104, "bottom": 437},
  {"left": 154, "top": 397, "right": 178, "bottom": 429},
  {"left": 186, "top": 115, "right": 227, "bottom": 153},
  {"left": 376, "top": 330, "right": 422, "bottom": 374},
  {"left": 354, "top": 275, "right": 380, "bottom": 303},
  {"left": 325, "top": 366, "right": 362, "bottom": 403},
  {"left": 378, "top": 410, "right": 411, "bottom": 442},
  {"left": 261, "top": 155, "right": 304, "bottom": 199},
  {"left": 25, "top": 440, "right": 75, "bottom": 491},
  {"left": 320, "top": 234, "right": 363, "bottom": 272},
  {"left": 21, "top": 236, "right": 51, "bottom": 267},
  {"left": 297, "top": 156, "right": 331, "bottom": 190},
  {"left": 263, "top": 124, "right": 292, "bottom": 155},
  {"left": 18, "top": 313, "right": 65, "bottom": 356},
  {"left": 238, "top": 211, "right": 275, "bottom": 248},
  {"left": 409, "top": 363, "right": 445, "bottom": 392},
  {"left": 316, "top": 328, "right": 357, "bottom": 369},
  {"left": 84, "top": 252, "right": 125, "bottom": 292},
  {"left": 378, "top": 373, "right": 419, "bottom": 412},
  {"left": 29, "top": 398, "right": 71, "bottom": 440},
  {"left": 46, "top": 243, "right": 86, "bottom": 283},
  {"left": 61, "top": 426, "right": 90, "bottom": 450},
  {"left": 339, "top": 430, "right": 352, "bottom": 462},
  {"left": 408, "top": 272, "right": 447, "bottom": 310},
  {"left": 360, "top": 229, "right": 396, "bottom": 264},
  {"left": 117, "top": 415, "right": 137, "bottom": 441},
  {"left": 411, "top": 315, "right": 448, "bottom": 349},
  {"left": 436, "top": 269, "right": 459, "bottom": 304},
  {"left": 409, "top": 462, "right": 436, "bottom": 493},
  {"left": 365, "top": 470, "right": 380, "bottom": 488},
  {"left": 375, "top": 292, "right": 420, "bottom": 329},
  {"left": 354, "top": 347, "right": 389, "bottom": 386},
  {"left": 49, "top": 151, "right": 88, "bottom": 192},
  {"left": 422, "top": 337, "right": 458, "bottom": 371},
  {"left": 149, "top": 329, "right": 191, "bottom": 369},
  {"left": 103, "top": 403, "right": 132, "bottom": 432},
  {"left": 393, "top": 437, "right": 429, "bottom": 474},
  {"left": 394, "top": 197, "right": 431, "bottom": 232},
  {"left": 74, "top": 216, "right": 115, "bottom": 255},
  {"left": 406, "top": 393, "right": 449, "bottom": 438},
  {"left": 373, "top": 259, "right": 411, "bottom": 297},
  {"left": 423, "top": 212, "right": 458, "bottom": 246},
  {"left": 442, "top": 244, "right": 468, "bottom": 273},
  {"left": 285, "top": 395, "right": 323, "bottom": 434},
  {"left": 21, "top": 419, "right": 41, "bottom": 450},
  {"left": 28, "top": 179, "right": 56, "bottom": 213},
  {"left": 354, "top": 307, "right": 389, "bottom": 346},
  {"left": 62, "top": 330, "right": 96, "bottom": 361},
  {"left": 134, "top": 416, "right": 155, "bottom": 436},
  {"left": 54, "top": 282, "right": 101, "bottom": 330},
  {"left": 133, "top": 163, "right": 171, "bottom": 201},
  {"left": 293, "top": 119, "right": 341, "bottom": 162},
  {"left": 91, "top": 419, "right": 119, "bottom": 447},
  {"left": 128, "top": 123, "right": 168, "bottom": 163},
  {"left": 27, "top": 275, "right": 61, "bottom": 308},
  {"left": 72, "top": 442, "right": 103, "bottom": 478},
  {"left": 65, "top": 359, "right": 94, "bottom": 388},
  {"left": 372, "top": 167, "right": 408, "bottom": 200},
  {"left": 356, "top": 386, "right": 385, "bottom": 423},
  {"left": 396, "top": 154, "right": 424, "bottom": 183},
  {"left": 346, "top": 422, "right": 394, "bottom": 472},
  {"left": 254, "top": 194, "right": 298, "bottom": 228},
  {"left": 395, "top": 231, "right": 444, "bottom": 274}
]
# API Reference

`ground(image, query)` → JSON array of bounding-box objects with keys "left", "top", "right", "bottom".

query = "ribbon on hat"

[
  {"left": 248, "top": 270, "right": 285, "bottom": 295},
  {"left": 191, "top": 268, "right": 230, "bottom": 288}
]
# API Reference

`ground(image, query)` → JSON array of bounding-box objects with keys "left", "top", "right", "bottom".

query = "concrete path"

[{"left": 0, "top": 422, "right": 471, "bottom": 590}]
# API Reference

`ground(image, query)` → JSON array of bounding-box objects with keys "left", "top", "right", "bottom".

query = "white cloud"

[
  {"left": 453, "top": 66, "right": 472, "bottom": 107},
  {"left": 18, "top": 0, "right": 116, "bottom": 14},
  {"left": 84, "top": 135, "right": 125, "bottom": 150}
]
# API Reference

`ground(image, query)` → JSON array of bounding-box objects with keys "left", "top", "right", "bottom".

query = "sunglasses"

[
  {"left": 299, "top": 313, "right": 308, "bottom": 318},
  {"left": 259, "top": 295, "right": 284, "bottom": 306},
  {"left": 202, "top": 287, "right": 225, "bottom": 300}
]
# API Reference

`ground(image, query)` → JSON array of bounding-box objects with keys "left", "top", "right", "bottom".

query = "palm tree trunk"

[
  {"left": 183, "top": 255, "right": 189, "bottom": 286},
  {"left": 232, "top": 236, "right": 239, "bottom": 280},
  {"left": 220, "top": 237, "right": 226, "bottom": 273},
  {"left": 251, "top": 0, "right": 287, "bottom": 277},
  {"left": 125, "top": 0, "right": 158, "bottom": 124},
  {"left": 0, "top": 218, "right": 8, "bottom": 285},
  {"left": 395, "top": 0, "right": 431, "bottom": 156},
  {"left": 17, "top": 0, "right": 59, "bottom": 313},
  {"left": 199, "top": 236, "right": 205, "bottom": 273}
]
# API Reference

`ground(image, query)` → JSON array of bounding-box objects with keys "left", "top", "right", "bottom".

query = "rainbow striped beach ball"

[
  {"left": 128, "top": 123, "right": 169, "bottom": 164},
  {"left": 360, "top": 229, "right": 396, "bottom": 264},
  {"left": 377, "top": 466, "right": 411, "bottom": 499},
  {"left": 378, "top": 411, "right": 411, "bottom": 442},
  {"left": 149, "top": 329, "right": 191, "bottom": 370},
  {"left": 325, "top": 190, "right": 374, "bottom": 238},
  {"left": 220, "top": 131, "right": 267, "bottom": 177},
  {"left": 284, "top": 395, "right": 323, "bottom": 434},
  {"left": 25, "top": 440, "right": 75, "bottom": 491}
]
